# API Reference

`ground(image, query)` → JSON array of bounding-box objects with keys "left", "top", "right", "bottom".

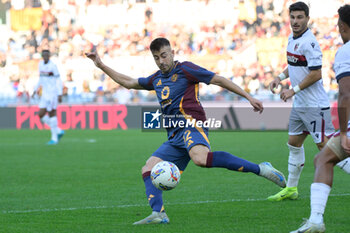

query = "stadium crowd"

[{"left": 0, "top": 0, "right": 345, "bottom": 105}]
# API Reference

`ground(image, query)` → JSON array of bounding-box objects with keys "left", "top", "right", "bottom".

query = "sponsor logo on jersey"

[
  {"left": 287, "top": 52, "right": 307, "bottom": 67},
  {"left": 287, "top": 55, "right": 298, "bottom": 63}
]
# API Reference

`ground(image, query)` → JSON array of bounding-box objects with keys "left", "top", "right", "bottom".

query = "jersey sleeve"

[
  {"left": 35, "top": 62, "right": 43, "bottom": 91},
  {"left": 52, "top": 63, "right": 60, "bottom": 78},
  {"left": 303, "top": 39, "right": 322, "bottom": 70},
  {"left": 38, "top": 62, "right": 45, "bottom": 77},
  {"left": 34, "top": 76, "right": 43, "bottom": 92},
  {"left": 138, "top": 72, "right": 157, "bottom": 90},
  {"left": 181, "top": 62, "right": 215, "bottom": 84},
  {"left": 56, "top": 77, "right": 63, "bottom": 95},
  {"left": 334, "top": 47, "right": 350, "bottom": 82}
]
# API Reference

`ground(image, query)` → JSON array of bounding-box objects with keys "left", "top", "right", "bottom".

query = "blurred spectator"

[
  {"left": 0, "top": 0, "right": 345, "bottom": 105},
  {"left": 113, "top": 86, "right": 132, "bottom": 104}
]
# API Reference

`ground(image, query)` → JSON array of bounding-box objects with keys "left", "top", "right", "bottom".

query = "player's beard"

[
  {"left": 292, "top": 23, "right": 307, "bottom": 36},
  {"left": 160, "top": 62, "right": 175, "bottom": 74},
  {"left": 160, "top": 65, "right": 168, "bottom": 73}
]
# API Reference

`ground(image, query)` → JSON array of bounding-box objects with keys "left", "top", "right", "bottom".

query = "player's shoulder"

[
  {"left": 288, "top": 33, "right": 294, "bottom": 41},
  {"left": 334, "top": 42, "right": 350, "bottom": 80},
  {"left": 179, "top": 61, "right": 202, "bottom": 70},
  {"left": 340, "top": 41, "right": 350, "bottom": 53},
  {"left": 305, "top": 30, "right": 319, "bottom": 44},
  {"left": 335, "top": 42, "right": 350, "bottom": 60},
  {"left": 49, "top": 60, "right": 59, "bottom": 67},
  {"left": 149, "top": 70, "right": 162, "bottom": 81},
  {"left": 299, "top": 30, "right": 320, "bottom": 52}
]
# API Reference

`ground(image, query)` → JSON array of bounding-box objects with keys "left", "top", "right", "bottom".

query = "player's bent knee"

[
  {"left": 142, "top": 162, "right": 155, "bottom": 174},
  {"left": 142, "top": 156, "right": 163, "bottom": 173},
  {"left": 192, "top": 158, "right": 205, "bottom": 167},
  {"left": 314, "top": 147, "right": 338, "bottom": 168},
  {"left": 190, "top": 153, "right": 207, "bottom": 167},
  {"left": 141, "top": 165, "right": 149, "bottom": 174},
  {"left": 189, "top": 145, "right": 210, "bottom": 167},
  {"left": 288, "top": 135, "right": 306, "bottom": 148}
]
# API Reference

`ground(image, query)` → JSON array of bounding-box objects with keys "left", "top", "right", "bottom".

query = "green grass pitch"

[{"left": 0, "top": 129, "right": 349, "bottom": 233}]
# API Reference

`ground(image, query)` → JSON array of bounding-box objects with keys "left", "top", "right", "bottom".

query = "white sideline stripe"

[
  {"left": 2, "top": 193, "right": 350, "bottom": 214},
  {"left": 0, "top": 139, "right": 97, "bottom": 146}
]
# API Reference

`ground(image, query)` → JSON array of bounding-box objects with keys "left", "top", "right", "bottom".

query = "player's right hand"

[
  {"left": 249, "top": 97, "right": 264, "bottom": 114},
  {"left": 85, "top": 51, "right": 103, "bottom": 68},
  {"left": 269, "top": 78, "right": 281, "bottom": 94}
]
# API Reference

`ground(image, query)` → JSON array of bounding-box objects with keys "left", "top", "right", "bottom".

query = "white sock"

[
  {"left": 336, "top": 158, "right": 350, "bottom": 174},
  {"left": 309, "top": 182, "right": 331, "bottom": 224},
  {"left": 49, "top": 116, "right": 61, "bottom": 133},
  {"left": 41, "top": 115, "right": 50, "bottom": 126},
  {"left": 287, "top": 143, "right": 305, "bottom": 187},
  {"left": 49, "top": 117, "right": 58, "bottom": 141},
  {"left": 56, "top": 125, "right": 62, "bottom": 134}
]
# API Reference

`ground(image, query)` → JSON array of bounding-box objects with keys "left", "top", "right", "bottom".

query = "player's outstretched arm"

[
  {"left": 210, "top": 74, "right": 263, "bottom": 113},
  {"left": 85, "top": 51, "right": 144, "bottom": 90},
  {"left": 338, "top": 76, "right": 350, "bottom": 154}
]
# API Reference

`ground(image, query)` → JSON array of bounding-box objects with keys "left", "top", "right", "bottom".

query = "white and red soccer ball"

[{"left": 151, "top": 161, "right": 181, "bottom": 191}]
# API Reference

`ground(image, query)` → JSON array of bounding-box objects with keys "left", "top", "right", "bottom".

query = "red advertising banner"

[
  {"left": 3, "top": 101, "right": 339, "bottom": 130},
  {"left": 16, "top": 104, "right": 128, "bottom": 130}
]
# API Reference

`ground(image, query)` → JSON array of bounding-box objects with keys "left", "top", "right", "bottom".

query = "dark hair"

[
  {"left": 42, "top": 49, "right": 50, "bottom": 54},
  {"left": 289, "top": 1, "right": 309, "bottom": 17},
  {"left": 338, "top": 4, "right": 350, "bottom": 27},
  {"left": 150, "top": 38, "right": 171, "bottom": 52}
]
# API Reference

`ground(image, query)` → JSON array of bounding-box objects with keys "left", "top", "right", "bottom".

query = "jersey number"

[{"left": 310, "top": 120, "right": 316, "bottom": 133}]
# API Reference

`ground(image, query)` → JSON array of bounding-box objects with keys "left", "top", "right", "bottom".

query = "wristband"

[
  {"left": 278, "top": 73, "right": 287, "bottom": 80},
  {"left": 293, "top": 85, "right": 301, "bottom": 93}
]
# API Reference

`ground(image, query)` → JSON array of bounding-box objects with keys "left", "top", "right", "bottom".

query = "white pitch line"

[
  {"left": 2, "top": 193, "right": 350, "bottom": 215},
  {"left": 2, "top": 204, "right": 147, "bottom": 214},
  {"left": 0, "top": 139, "right": 97, "bottom": 146}
]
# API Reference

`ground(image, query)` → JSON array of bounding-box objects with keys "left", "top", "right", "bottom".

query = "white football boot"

[
  {"left": 258, "top": 162, "right": 286, "bottom": 188},
  {"left": 133, "top": 211, "right": 169, "bottom": 225},
  {"left": 290, "top": 219, "right": 325, "bottom": 233}
]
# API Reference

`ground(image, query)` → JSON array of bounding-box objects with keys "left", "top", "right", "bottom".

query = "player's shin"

[
  {"left": 287, "top": 143, "right": 305, "bottom": 187},
  {"left": 309, "top": 182, "right": 331, "bottom": 224},
  {"left": 49, "top": 117, "right": 59, "bottom": 141},
  {"left": 206, "top": 151, "right": 260, "bottom": 174},
  {"left": 142, "top": 171, "right": 164, "bottom": 212},
  {"left": 41, "top": 115, "right": 50, "bottom": 126}
]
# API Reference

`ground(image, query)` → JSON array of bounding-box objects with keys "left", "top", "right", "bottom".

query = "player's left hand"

[
  {"left": 58, "top": 95, "right": 62, "bottom": 103},
  {"left": 280, "top": 89, "right": 295, "bottom": 102},
  {"left": 249, "top": 98, "right": 264, "bottom": 114}
]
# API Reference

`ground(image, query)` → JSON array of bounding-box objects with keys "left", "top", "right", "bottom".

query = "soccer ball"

[{"left": 151, "top": 161, "right": 181, "bottom": 191}]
